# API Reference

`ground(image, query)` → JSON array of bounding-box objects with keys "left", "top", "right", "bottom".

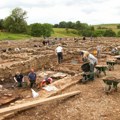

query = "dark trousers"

[
  {"left": 17, "top": 81, "right": 22, "bottom": 87},
  {"left": 57, "top": 52, "right": 63, "bottom": 64},
  {"left": 89, "top": 63, "right": 95, "bottom": 80},
  {"left": 29, "top": 80, "right": 36, "bottom": 88}
]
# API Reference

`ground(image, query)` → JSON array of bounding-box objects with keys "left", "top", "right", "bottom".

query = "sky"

[{"left": 0, "top": 0, "right": 120, "bottom": 25}]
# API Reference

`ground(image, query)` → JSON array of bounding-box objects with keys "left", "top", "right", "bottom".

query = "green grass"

[
  {"left": 0, "top": 32, "right": 31, "bottom": 40},
  {"left": 0, "top": 28, "right": 79, "bottom": 40},
  {"left": 1, "top": 24, "right": 120, "bottom": 41},
  {"left": 52, "top": 28, "right": 80, "bottom": 37},
  {"left": 94, "top": 24, "right": 120, "bottom": 33}
]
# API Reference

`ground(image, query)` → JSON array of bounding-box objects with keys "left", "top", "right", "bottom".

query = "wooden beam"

[{"left": 0, "top": 91, "right": 80, "bottom": 116}]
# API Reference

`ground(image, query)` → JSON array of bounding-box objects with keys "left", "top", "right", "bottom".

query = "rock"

[
  {"left": 7, "top": 93, "right": 13, "bottom": 97},
  {"left": 10, "top": 103, "right": 15, "bottom": 106},
  {"left": 26, "top": 95, "right": 31, "bottom": 98},
  {"left": 1, "top": 79, "right": 4, "bottom": 82}
]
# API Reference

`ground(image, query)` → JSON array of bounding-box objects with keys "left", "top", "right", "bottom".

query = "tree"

[
  {"left": 93, "top": 30, "right": 105, "bottom": 37},
  {"left": 30, "top": 23, "right": 43, "bottom": 37},
  {"left": 59, "top": 21, "right": 67, "bottom": 28},
  {"left": 42, "top": 23, "right": 53, "bottom": 37},
  {"left": 66, "top": 21, "right": 75, "bottom": 29},
  {"left": 117, "top": 24, "right": 120, "bottom": 29},
  {"left": 30, "top": 23, "right": 53, "bottom": 37},
  {"left": 75, "top": 21, "right": 81, "bottom": 30},
  {"left": 53, "top": 24, "right": 59, "bottom": 28},
  {"left": 4, "top": 7, "right": 27, "bottom": 33},
  {"left": 0, "top": 19, "right": 4, "bottom": 30},
  {"left": 117, "top": 31, "right": 120, "bottom": 37},
  {"left": 103, "top": 29, "right": 116, "bottom": 37}
]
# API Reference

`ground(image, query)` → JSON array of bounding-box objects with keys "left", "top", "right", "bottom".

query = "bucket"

[
  {"left": 81, "top": 62, "right": 90, "bottom": 72},
  {"left": 93, "top": 50, "right": 97, "bottom": 56}
]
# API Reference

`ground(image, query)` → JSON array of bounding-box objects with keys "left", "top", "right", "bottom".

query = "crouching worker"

[
  {"left": 14, "top": 71, "right": 24, "bottom": 87},
  {"left": 80, "top": 50, "right": 98, "bottom": 81},
  {"left": 40, "top": 75, "right": 53, "bottom": 88},
  {"left": 28, "top": 68, "right": 37, "bottom": 88}
]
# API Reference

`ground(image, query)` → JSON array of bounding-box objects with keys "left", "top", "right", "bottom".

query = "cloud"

[{"left": 0, "top": 0, "right": 120, "bottom": 25}]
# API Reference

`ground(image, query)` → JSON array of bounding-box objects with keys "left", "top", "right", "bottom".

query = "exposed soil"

[{"left": 0, "top": 37, "right": 120, "bottom": 120}]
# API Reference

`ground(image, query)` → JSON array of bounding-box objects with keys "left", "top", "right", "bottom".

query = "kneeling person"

[
  {"left": 41, "top": 75, "right": 53, "bottom": 87},
  {"left": 14, "top": 71, "right": 24, "bottom": 87}
]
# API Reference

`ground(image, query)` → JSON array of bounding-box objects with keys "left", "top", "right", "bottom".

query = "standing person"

[
  {"left": 42, "top": 40, "right": 46, "bottom": 46},
  {"left": 14, "top": 71, "right": 24, "bottom": 87},
  {"left": 55, "top": 44, "right": 63, "bottom": 64},
  {"left": 28, "top": 68, "right": 37, "bottom": 88},
  {"left": 90, "top": 36, "right": 93, "bottom": 41},
  {"left": 83, "top": 36, "right": 86, "bottom": 40},
  {"left": 96, "top": 45, "right": 102, "bottom": 58},
  {"left": 80, "top": 51, "right": 98, "bottom": 81}
]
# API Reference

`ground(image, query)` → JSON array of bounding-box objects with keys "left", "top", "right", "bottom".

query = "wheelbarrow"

[
  {"left": 106, "top": 60, "right": 116, "bottom": 71},
  {"left": 103, "top": 77, "right": 120, "bottom": 94},
  {"left": 114, "top": 56, "right": 120, "bottom": 64},
  {"left": 95, "top": 65, "right": 108, "bottom": 77},
  {"left": 80, "top": 62, "right": 93, "bottom": 84}
]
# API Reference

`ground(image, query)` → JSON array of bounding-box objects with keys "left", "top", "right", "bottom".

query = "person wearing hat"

[
  {"left": 14, "top": 71, "right": 24, "bottom": 87},
  {"left": 80, "top": 50, "right": 98, "bottom": 80},
  {"left": 55, "top": 44, "right": 63, "bottom": 64}
]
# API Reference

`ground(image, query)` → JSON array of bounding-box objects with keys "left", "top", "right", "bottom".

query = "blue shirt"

[{"left": 28, "top": 72, "right": 36, "bottom": 81}]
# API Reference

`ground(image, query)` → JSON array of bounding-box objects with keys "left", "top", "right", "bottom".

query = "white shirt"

[
  {"left": 96, "top": 45, "right": 101, "bottom": 51},
  {"left": 56, "top": 46, "right": 63, "bottom": 53},
  {"left": 88, "top": 54, "right": 98, "bottom": 65}
]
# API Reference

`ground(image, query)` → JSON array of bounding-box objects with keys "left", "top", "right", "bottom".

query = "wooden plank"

[{"left": 0, "top": 91, "right": 80, "bottom": 116}]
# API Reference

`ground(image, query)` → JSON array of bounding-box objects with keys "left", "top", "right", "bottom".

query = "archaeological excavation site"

[{"left": 0, "top": 37, "right": 120, "bottom": 120}]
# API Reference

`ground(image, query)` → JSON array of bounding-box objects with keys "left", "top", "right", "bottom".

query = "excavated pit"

[{"left": 0, "top": 37, "right": 120, "bottom": 120}]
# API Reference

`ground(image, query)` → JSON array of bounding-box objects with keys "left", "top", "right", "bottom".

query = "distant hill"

[{"left": 94, "top": 24, "right": 120, "bottom": 33}]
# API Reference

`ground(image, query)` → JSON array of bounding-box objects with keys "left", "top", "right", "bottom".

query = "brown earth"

[{"left": 0, "top": 37, "right": 120, "bottom": 120}]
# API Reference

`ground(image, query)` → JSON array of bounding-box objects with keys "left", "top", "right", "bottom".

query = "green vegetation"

[
  {"left": 94, "top": 24, "right": 119, "bottom": 33},
  {"left": 4, "top": 7, "right": 27, "bottom": 33},
  {"left": 52, "top": 28, "right": 79, "bottom": 37},
  {"left": 0, "top": 28, "right": 79, "bottom": 40},
  {"left": 0, "top": 7, "right": 54, "bottom": 38},
  {"left": 29, "top": 23, "right": 53, "bottom": 37},
  {"left": 0, "top": 7, "right": 120, "bottom": 39},
  {"left": 0, "top": 32, "right": 31, "bottom": 40}
]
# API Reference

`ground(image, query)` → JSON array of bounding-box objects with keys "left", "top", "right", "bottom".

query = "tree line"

[
  {"left": 0, "top": 7, "right": 120, "bottom": 37},
  {"left": 54, "top": 21, "right": 120, "bottom": 37},
  {"left": 0, "top": 7, "right": 53, "bottom": 37}
]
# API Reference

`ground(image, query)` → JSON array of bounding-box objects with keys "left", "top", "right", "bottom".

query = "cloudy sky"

[{"left": 0, "top": 0, "right": 120, "bottom": 25}]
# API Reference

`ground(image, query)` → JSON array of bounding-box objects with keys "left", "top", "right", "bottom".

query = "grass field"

[
  {"left": 0, "top": 24, "right": 120, "bottom": 40},
  {"left": 0, "top": 28, "right": 79, "bottom": 40},
  {"left": 52, "top": 28, "right": 79, "bottom": 37},
  {"left": 94, "top": 24, "right": 120, "bottom": 33},
  {"left": 0, "top": 32, "right": 31, "bottom": 40}
]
